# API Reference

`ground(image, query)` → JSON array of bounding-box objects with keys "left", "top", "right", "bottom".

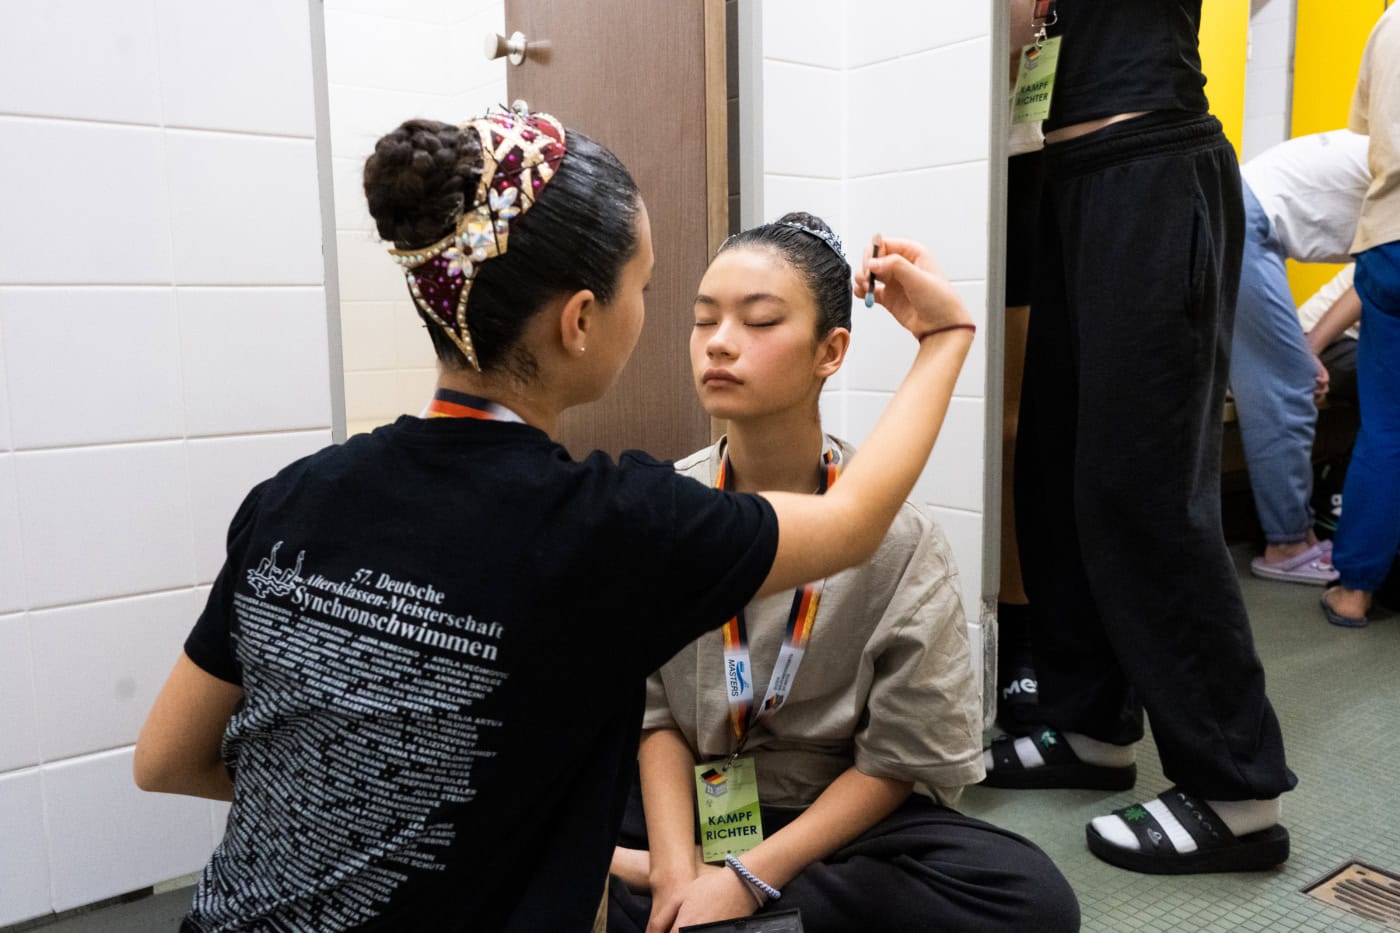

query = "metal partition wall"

[
  {"left": 979, "top": 0, "right": 1011, "bottom": 727},
  {"left": 308, "top": 0, "right": 348, "bottom": 445}
]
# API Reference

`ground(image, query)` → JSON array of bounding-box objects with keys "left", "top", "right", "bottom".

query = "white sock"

[
  {"left": 1064, "top": 732, "right": 1136, "bottom": 767},
  {"left": 1205, "top": 797, "right": 1281, "bottom": 837},
  {"left": 983, "top": 730, "right": 1135, "bottom": 771},
  {"left": 1093, "top": 797, "right": 1281, "bottom": 852}
]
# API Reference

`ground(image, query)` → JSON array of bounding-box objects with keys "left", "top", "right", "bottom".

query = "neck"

[
  {"left": 724, "top": 409, "right": 826, "bottom": 494},
  {"left": 435, "top": 368, "right": 561, "bottom": 436}
]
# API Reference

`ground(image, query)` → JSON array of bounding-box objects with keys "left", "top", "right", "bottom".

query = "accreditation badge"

[
  {"left": 694, "top": 756, "right": 764, "bottom": 863},
  {"left": 1012, "top": 36, "right": 1061, "bottom": 124}
]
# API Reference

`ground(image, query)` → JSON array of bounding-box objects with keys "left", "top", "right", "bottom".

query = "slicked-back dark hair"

[{"left": 719, "top": 211, "right": 852, "bottom": 338}]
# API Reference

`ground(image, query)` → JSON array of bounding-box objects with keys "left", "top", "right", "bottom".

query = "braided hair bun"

[{"left": 363, "top": 119, "right": 482, "bottom": 249}]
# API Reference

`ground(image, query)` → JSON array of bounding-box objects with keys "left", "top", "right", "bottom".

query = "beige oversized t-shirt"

[
  {"left": 643, "top": 437, "right": 985, "bottom": 808},
  {"left": 1350, "top": 4, "right": 1400, "bottom": 254}
]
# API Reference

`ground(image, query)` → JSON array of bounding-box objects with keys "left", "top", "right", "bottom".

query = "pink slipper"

[{"left": 1250, "top": 542, "right": 1339, "bottom": 585}]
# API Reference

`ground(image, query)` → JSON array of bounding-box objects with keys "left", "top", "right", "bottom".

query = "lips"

[{"left": 702, "top": 369, "right": 742, "bottom": 386}]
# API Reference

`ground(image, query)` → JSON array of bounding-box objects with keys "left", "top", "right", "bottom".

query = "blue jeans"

[
  {"left": 1334, "top": 242, "right": 1400, "bottom": 591},
  {"left": 1229, "top": 183, "right": 1319, "bottom": 544}
]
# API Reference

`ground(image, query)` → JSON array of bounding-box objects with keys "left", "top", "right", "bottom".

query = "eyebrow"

[{"left": 693, "top": 292, "right": 789, "bottom": 306}]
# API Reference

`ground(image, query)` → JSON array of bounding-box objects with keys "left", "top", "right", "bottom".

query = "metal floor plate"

[{"left": 1306, "top": 862, "right": 1400, "bottom": 931}]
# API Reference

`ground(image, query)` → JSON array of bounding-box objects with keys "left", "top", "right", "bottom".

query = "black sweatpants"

[
  {"left": 607, "top": 782, "right": 1080, "bottom": 933},
  {"left": 1015, "top": 111, "right": 1297, "bottom": 801},
  {"left": 1321, "top": 336, "right": 1359, "bottom": 407}
]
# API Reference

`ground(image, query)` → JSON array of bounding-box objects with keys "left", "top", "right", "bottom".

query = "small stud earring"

[{"left": 579, "top": 345, "right": 587, "bottom": 354}]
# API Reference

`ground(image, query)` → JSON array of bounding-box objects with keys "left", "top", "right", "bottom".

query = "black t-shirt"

[
  {"left": 180, "top": 416, "right": 779, "bottom": 932},
  {"left": 1044, "top": 0, "right": 1209, "bottom": 132}
]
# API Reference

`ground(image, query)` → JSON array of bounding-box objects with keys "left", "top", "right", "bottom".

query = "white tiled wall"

[
  {"left": 166, "top": 132, "right": 324, "bottom": 285},
  {"left": 326, "top": 0, "right": 507, "bottom": 436},
  {"left": 0, "top": 1, "right": 335, "bottom": 925},
  {"left": 44, "top": 748, "right": 216, "bottom": 913},
  {"left": 0, "top": 768, "right": 50, "bottom": 925},
  {"left": 0, "top": 120, "right": 175, "bottom": 284},
  {"left": 755, "top": 1, "right": 994, "bottom": 639},
  {"left": 178, "top": 289, "right": 333, "bottom": 436},
  {"left": 3, "top": 289, "right": 184, "bottom": 449},
  {"left": 0, "top": 614, "right": 40, "bottom": 772},
  {"left": 14, "top": 443, "right": 197, "bottom": 609},
  {"left": 1243, "top": 0, "right": 1296, "bottom": 160},
  {"left": 29, "top": 590, "right": 206, "bottom": 763}
]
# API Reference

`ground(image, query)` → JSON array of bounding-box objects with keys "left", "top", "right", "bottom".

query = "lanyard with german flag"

[
  {"left": 716, "top": 439, "right": 842, "bottom": 760},
  {"left": 421, "top": 386, "right": 525, "bottom": 423}
]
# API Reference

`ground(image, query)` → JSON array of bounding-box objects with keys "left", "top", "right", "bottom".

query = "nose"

[{"left": 707, "top": 318, "right": 738, "bottom": 359}]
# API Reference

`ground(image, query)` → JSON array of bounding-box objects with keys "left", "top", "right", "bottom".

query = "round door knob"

[{"left": 484, "top": 30, "right": 528, "bottom": 66}]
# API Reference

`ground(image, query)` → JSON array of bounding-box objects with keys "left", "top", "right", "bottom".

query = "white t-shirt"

[
  {"left": 1297, "top": 264, "right": 1360, "bottom": 341},
  {"left": 1009, "top": 118, "right": 1044, "bottom": 157},
  {"left": 1351, "top": 4, "right": 1400, "bottom": 253},
  {"left": 1242, "top": 130, "right": 1370, "bottom": 264}
]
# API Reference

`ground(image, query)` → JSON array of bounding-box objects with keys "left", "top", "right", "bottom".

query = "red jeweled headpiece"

[{"left": 388, "top": 107, "right": 567, "bottom": 371}]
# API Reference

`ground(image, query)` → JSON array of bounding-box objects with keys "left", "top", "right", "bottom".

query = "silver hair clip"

[
  {"left": 776, "top": 221, "right": 847, "bottom": 265},
  {"left": 716, "top": 222, "right": 848, "bottom": 267}
]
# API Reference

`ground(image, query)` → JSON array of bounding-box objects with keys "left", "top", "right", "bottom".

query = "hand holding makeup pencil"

[{"left": 854, "top": 235, "right": 975, "bottom": 342}]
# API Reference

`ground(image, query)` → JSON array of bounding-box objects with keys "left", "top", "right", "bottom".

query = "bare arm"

[
  {"left": 639, "top": 729, "right": 702, "bottom": 884},
  {"left": 757, "top": 238, "right": 973, "bottom": 597},
  {"left": 1305, "top": 285, "right": 1362, "bottom": 355},
  {"left": 134, "top": 653, "right": 242, "bottom": 801},
  {"left": 737, "top": 767, "right": 911, "bottom": 888},
  {"left": 667, "top": 768, "right": 913, "bottom": 930}
]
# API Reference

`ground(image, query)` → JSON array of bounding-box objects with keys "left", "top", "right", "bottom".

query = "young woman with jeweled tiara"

[
  {"left": 136, "top": 110, "right": 980, "bottom": 931},
  {"left": 607, "top": 213, "right": 1079, "bottom": 933}
]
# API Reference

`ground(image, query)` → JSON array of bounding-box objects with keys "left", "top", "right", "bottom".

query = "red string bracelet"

[{"left": 917, "top": 322, "right": 977, "bottom": 341}]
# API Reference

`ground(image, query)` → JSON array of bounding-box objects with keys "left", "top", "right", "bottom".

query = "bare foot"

[
  {"left": 609, "top": 846, "right": 651, "bottom": 892},
  {"left": 1325, "top": 585, "right": 1371, "bottom": 619}
]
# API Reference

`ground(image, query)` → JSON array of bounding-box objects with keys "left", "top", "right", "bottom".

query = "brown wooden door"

[{"left": 504, "top": 0, "right": 727, "bottom": 461}]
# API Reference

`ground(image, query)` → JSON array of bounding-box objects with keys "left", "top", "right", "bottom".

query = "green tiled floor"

[
  {"left": 18, "top": 548, "right": 1399, "bottom": 932},
  {"left": 961, "top": 545, "right": 1400, "bottom": 932}
]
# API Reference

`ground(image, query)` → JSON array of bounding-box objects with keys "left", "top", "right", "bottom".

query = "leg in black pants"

[
  {"left": 1015, "top": 113, "right": 1296, "bottom": 801},
  {"left": 607, "top": 785, "right": 1079, "bottom": 933}
]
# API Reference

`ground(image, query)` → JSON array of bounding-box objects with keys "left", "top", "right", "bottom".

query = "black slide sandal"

[
  {"left": 980, "top": 726, "right": 1137, "bottom": 791},
  {"left": 1086, "top": 787, "right": 1290, "bottom": 874}
]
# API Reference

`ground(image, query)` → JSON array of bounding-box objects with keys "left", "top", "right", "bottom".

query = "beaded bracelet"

[
  {"left": 724, "top": 853, "right": 782, "bottom": 903},
  {"left": 917, "top": 322, "right": 978, "bottom": 341}
]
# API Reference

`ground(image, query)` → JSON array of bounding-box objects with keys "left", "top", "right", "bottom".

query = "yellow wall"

[
  {"left": 1287, "top": 0, "right": 1388, "bottom": 304},
  {"left": 1199, "top": 0, "right": 1250, "bottom": 156},
  {"left": 1292, "top": 0, "right": 1386, "bottom": 138}
]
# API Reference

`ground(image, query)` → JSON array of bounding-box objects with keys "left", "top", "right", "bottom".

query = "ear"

[
  {"left": 814, "top": 327, "right": 850, "bottom": 380},
  {"left": 556, "top": 288, "right": 598, "bottom": 356}
]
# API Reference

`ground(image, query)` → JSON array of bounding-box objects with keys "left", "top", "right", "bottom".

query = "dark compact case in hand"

[{"left": 679, "top": 909, "right": 804, "bottom": 933}]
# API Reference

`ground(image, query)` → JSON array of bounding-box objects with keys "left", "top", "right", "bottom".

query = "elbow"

[
  {"left": 132, "top": 744, "right": 177, "bottom": 794},
  {"left": 131, "top": 754, "right": 162, "bottom": 793}
]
